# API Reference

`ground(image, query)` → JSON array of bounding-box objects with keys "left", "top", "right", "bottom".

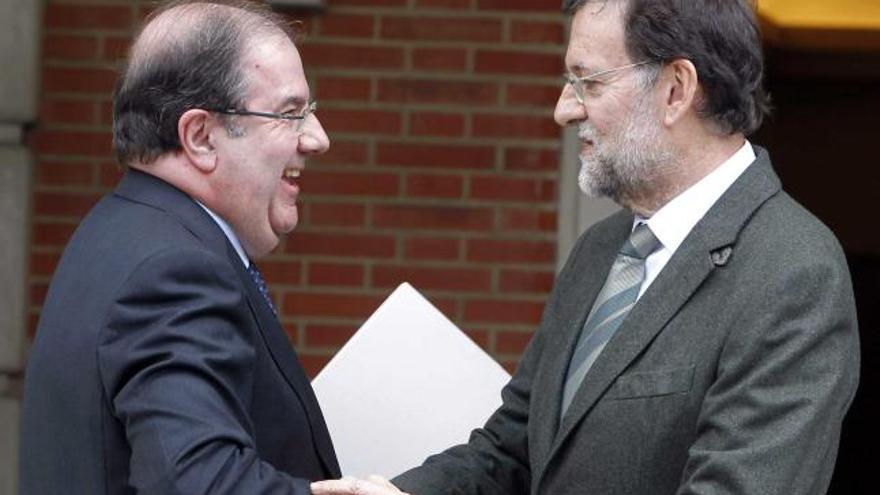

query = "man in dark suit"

[
  {"left": 313, "top": 1, "right": 860, "bottom": 494},
  {"left": 20, "top": 1, "right": 339, "bottom": 493}
]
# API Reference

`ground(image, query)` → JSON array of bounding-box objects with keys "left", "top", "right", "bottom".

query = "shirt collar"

[
  {"left": 196, "top": 201, "right": 250, "bottom": 267},
  {"left": 637, "top": 140, "right": 756, "bottom": 252}
]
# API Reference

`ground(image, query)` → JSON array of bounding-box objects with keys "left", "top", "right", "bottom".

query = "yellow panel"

[{"left": 758, "top": 0, "right": 880, "bottom": 30}]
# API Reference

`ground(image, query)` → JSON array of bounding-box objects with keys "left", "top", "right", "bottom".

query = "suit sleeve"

[
  {"left": 392, "top": 329, "right": 542, "bottom": 495},
  {"left": 677, "top": 253, "right": 860, "bottom": 494},
  {"left": 97, "top": 247, "right": 311, "bottom": 495}
]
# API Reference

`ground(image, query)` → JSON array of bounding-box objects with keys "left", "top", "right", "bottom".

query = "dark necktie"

[
  {"left": 247, "top": 262, "right": 277, "bottom": 315},
  {"left": 560, "top": 223, "right": 662, "bottom": 417}
]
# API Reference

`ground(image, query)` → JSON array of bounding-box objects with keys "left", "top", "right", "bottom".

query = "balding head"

[{"left": 113, "top": 0, "right": 297, "bottom": 166}]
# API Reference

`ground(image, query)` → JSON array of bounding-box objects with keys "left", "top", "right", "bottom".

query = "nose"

[
  {"left": 554, "top": 84, "right": 587, "bottom": 127},
  {"left": 298, "top": 115, "right": 330, "bottom": 155}
]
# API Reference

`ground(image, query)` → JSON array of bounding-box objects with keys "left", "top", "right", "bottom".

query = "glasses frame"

[
  {"left": 564, "top": 61, "right": 657, "bottom": 104},
  {"left": 210, "top": 100, "right": 317, "bottom": 130}
]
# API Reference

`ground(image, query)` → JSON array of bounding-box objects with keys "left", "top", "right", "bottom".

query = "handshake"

[{"left": 311, "top": 476, "right": 410, "bottom": 495}]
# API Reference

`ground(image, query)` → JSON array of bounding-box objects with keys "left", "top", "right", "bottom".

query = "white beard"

[{"left": 577, "top": 89, "right": 674, "bottom": 204}]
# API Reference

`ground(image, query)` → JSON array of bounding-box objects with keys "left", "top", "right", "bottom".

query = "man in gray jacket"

[{"left": 313, "top": 0, "right": 859, "bottom": 494}]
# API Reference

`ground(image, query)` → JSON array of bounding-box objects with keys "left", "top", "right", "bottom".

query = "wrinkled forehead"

[{"left": 565, "top": 1, "right": 629, "bottom": 74}]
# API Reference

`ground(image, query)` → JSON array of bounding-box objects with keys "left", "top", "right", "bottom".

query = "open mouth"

[{"left": 282, "top": 168, "right": 301, "bottom": 185}]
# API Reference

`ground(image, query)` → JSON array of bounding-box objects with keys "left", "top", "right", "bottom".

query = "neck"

[{"left": 622, "top": 132, "right": 746, "bottom": 217}]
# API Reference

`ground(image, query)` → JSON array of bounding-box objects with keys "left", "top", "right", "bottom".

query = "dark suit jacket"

[
  {"left": 20, "top": 170, "right": 340, "bottom": 494},
  {"left": 394, "top": 148, "right": 860, "bottom": 495}
]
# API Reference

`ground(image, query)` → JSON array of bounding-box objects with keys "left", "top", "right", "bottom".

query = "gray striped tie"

[{"left": 560, "top": 223, "right": 661, "bottom": 417}]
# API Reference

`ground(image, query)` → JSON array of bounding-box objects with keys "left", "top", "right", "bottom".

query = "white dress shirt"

[
  {"left": 196, "top": 201, "right": 250, "bottom": 268},
  {"left": 636, "top": 141, "right": 756, "bottom": 298}
]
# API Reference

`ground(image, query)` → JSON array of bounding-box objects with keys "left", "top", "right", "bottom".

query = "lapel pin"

[{"left": 710, "top": 246, "right": 733, "bottom": 267}]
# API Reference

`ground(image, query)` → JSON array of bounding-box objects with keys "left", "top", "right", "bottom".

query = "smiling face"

[
  {"left": 554, "top": 2, "right": 674, "bottom": 207},
  {"left": 210, "top": 33, "right": 329, "bottom": 258}
]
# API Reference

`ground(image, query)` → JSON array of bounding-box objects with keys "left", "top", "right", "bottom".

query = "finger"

[
  {"left": 365, "top": 475, "right": 408, "bottom": 494},
  {"left": 311, "top": 478, "right": 389, "bottom": 495}
]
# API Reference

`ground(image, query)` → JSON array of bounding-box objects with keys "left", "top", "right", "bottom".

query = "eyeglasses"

[
  {"left": 563, "top": 61, "right": 656, "bottom": 104},
  {"left": 210, "top": 100, "right": 317, "bottom": 131}
]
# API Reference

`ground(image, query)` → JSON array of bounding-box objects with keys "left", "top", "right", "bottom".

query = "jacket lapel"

[
  {"left": 231, "top": 257, "right": 341, "bottom": 478},
  {"left": 536, "top": 147, "right": 781, "bottom": 482}
]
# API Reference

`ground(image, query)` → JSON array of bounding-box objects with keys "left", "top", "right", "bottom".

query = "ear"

[
  {"left": 178, "top": 109, "right": 218, "bottom": 173},
  {"left": 659, "top": 59, "right": 700, "bottom": 127}
]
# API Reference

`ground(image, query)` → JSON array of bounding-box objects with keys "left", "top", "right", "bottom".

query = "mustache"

[{"left": 578, "top": 124, "right": 597, "bottom": 142}]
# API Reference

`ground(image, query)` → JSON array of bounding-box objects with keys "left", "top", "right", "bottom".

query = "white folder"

[{"left": 312, "top": 283, "right": 512, "bottom": 478}]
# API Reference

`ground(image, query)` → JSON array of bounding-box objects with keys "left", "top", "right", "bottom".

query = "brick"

[
  {"left": 319, "top": 14, "right": 375, "bottom": 38},
  {"left": 472, "top": 113, "right": 560, "bottom": 140},
  {"left": 412, "top": 48, "right": 468, "bottom": 72},
  {"left": 477, "top": 0, "right": 561, "bottom": 11},
  {"left": 299, "top": 43, "right": 404, "bottom": 70},
  {"left": 103, "top": 36, "right": 132, "bottom": 62},
  {"left": 319, "top": 108, "right": 402, "bottom": 135},
  {"left": 377, "top": 142, "right": 495, "bottom": 169},
  {"left": 372, "top": 265, "right": 491, "bottom": 292},
  {"left": 501, "top": 208, "right": 557, "bottom": 232},
  {"left": 40, "top": 99, "right": 97, "bottom": 125},
  {"left": 316, "top": 76, "right": 372, "bottom": 101},
  {"left": 32, "top": 221, "right": 78, "bottom": 247},
  {"left": 43, "top": 34, "right": 98, "bottom": 60},
  {"left": 410, "top": 112, "right": 465, "bottom": 137},
  {"left": 42, "top": 67, "right": 118, "bottom": 94},
  {"left": 378, "top": 79, "right": 497, "bottom": 105},
  {"left": 308, "top": 262, "right": 364, "bottom": 287},
  {"left": 464, "top": 329, "right": 491, "bottom": 352},
  {"left": 496, "top": 331, "right": 536, "bottom": 354},
  {"left": 471, "top": 176, "right": 556, "bottom": 202},
  {"left": 332, "top": 0, "right": 406, "bottom": 5},
  {"left": 305, "top": 324, "right": 358, "bottom": 348},
  {"left": 31, "top": 282, "right": 50, "bottom": 309},
  {"left": 507, "top": 83, "right": 562, "bottom": 107},
  {"left": 286, "top": 232, "right": 396, "bottom": 258},
  {"left": 373, "top": 204, "right": 493, "bottom": 231},
  {"left": 300, "top": 170, "right": 399, "bottom": 197},
  {"left": 308, "top": 202, "right": 366, "bottom": 227},
  {"left": 426, "top": 296, "right": 458, "bottom": 319},
  {"left": 467, "top": 239, "right": 555, "bottom": 263},
  {"left": 381, "top": 16, "right": 501, "bottom": 42},
  {"left": 36, "top": 160, "right": 95, "bottom": 186},
  {"left": 511, "top": 20, "right": 565, "bottom": 44},
  {"left": 30, "top": 252, "right": 61, "bottom": 278},
  {"left": 417, "top": 0, "right": 471, "bottom": 8},
  {"left": 504, "top": 147, "right": 559, "bottom": 171},
  {"left": 464, "top": 299, "right": 545, "bottom": 324},
  {"left": 475, "top": 50, "right": 560, "bottom": 76},
  {"left": 258, "top": 259, "right": 302, "bottom": 286},
  {"left": 45, "top": 4, "right": 133, "bottom": 30},
  {"left": 404, "top": 237, "right": 460, "bottom": 261},
  {"left": 33, "top": 191, "right": 102, "bottom": 218},
  {"left": 284, "top": 292, "right": 384, "bottom": 319},
  {"left": 406, "top": 174, "right": 464, "bottom": 199},
  {"left": 100, "top": 162, "right": 124, "bottom": 188},
  {"left": 499, "top": 269, "right": 555, "bottom": 293},
  {"left": 310, "top": 140, "right": 369, "bottom": 166},
  {"left": 31, "top": 130, "right": 113, "bottom": 157},
  {"left": 100, "top": 101, "right": 114, "bottom": 125},
  {"left": 282, "top": 322, "right": 299, "bottom": 344},
  {"left": 299, "top": 354, "right": 332, "bottom": 380}
]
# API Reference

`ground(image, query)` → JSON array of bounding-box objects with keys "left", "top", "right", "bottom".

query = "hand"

[{"left": 311, "top": 475, "right": 410, "bottom": 495}]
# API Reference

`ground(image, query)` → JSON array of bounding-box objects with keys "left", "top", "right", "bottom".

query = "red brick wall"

[{"left": 28, "top": 0, "right": 566, "bottom": 376}]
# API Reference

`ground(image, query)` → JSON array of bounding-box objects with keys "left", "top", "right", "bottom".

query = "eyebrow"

[
  {"left": 275, "top": 96, "right": 309, "bottom": 111},
  {"left": 567, "top": 63, "right": 598, "bottom": 77}
]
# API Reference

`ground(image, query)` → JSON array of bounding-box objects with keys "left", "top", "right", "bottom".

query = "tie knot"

[{"left": 620, "top": 223, "right": 661, "bottom": 260}]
